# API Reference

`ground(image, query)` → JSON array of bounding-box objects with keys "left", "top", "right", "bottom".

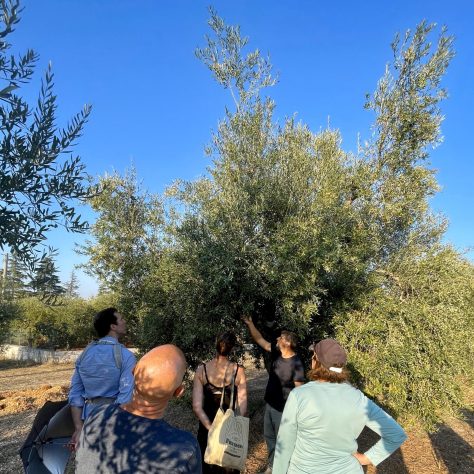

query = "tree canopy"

[
  {"left": 82, "top": 11, "right": 473, "bottom": 429},
  {"left": 78, "top": 168, "right": 164, "bottom": 335}
]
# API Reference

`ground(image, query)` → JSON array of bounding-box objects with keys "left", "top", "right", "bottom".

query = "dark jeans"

[{"left": 263, "top": 403, "right": 283, "bottom": 468}]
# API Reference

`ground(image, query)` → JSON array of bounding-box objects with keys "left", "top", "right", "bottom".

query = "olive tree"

[
  {"left": 140, "top": 13, "right": 473, "bottom": 428},
  {"left": 0, "top": 0, "right": 91, "bottom": 269},
  {"left": 78, "top": 168, "right": 164, "bottom": 334}
]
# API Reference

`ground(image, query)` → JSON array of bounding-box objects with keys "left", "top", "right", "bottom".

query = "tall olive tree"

[{"left": 138, "top": 12, "right": 473, "bottom": 428}]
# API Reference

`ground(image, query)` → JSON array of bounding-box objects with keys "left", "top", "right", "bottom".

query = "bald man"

[{"left": 76, "top": 345, "right": 202, "bottom": 473}]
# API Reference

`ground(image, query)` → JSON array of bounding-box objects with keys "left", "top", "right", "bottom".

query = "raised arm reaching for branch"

[{"left": 242, "top": 315, "right": 271, "bottom": 352}]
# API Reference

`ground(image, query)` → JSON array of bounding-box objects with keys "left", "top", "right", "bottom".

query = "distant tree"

[
  {"left": 79, "top": 168, "right": 163, "bottom": 334},
  {"left": 6, "top": 292, "right": 118, "bottom": 348},
  {"left": 1, "top": 252, "right": 29, "bottom": 299},
  {"left": 29, "top": 254, "right": 65, "bottom": 299},
  {"left": 0, "top": 0, "right": 92, "bottom": 269},
  {"left": 64, "top": 270, "right": 80, "bottom": 298},
  {"left": 0, "top": 298, "right": 20, "bottom": 342}
]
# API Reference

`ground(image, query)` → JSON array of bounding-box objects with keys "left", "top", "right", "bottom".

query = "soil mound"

[{"left": 0, "top": 385, "right": 68, "bottom": 415}]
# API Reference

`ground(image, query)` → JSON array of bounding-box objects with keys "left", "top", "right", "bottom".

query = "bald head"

[{"left": 133, "top": 345, "right": 187, "bottom": 403}]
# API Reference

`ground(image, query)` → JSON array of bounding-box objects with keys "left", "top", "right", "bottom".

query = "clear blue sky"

[{"left": 13, "top": 0, "right": 474, "bottom": 296}]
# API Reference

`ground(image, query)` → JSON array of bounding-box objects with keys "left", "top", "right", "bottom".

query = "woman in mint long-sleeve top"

[{"left": 273, "top": 339, "right": 407, "bottom": 474}]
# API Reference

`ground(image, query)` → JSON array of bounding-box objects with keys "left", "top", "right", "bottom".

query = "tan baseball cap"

[{"left": 309, "top": 339, "right": 347, "bottom": 370}]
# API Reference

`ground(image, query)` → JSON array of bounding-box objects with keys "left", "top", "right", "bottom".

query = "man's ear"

[{"left": 173, "top": 384, "right": 185, "bottom": 399}]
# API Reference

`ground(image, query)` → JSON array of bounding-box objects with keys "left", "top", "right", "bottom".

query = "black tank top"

[{"left": 202, "top": 363, "right": 239, "bottom": 418}]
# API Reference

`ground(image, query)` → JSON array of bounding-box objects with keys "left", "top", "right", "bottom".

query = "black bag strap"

[
  {"left": 203, "top": 362, "right": 210, "bottom": 383},
  {"left": 229, "top": 364, "right": 238, "bottom": 411},
  {"left": 219, "top": 362, "right": 231, "bottom": 409}
]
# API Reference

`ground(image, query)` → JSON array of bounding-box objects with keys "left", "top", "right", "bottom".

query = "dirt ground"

[{"left": 0, "top": 360, "right": 473, "bottom": 474}]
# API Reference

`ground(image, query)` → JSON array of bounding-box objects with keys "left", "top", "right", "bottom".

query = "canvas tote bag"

[{"left": 204, "top": 363, "right": 249, "bottom": 471}]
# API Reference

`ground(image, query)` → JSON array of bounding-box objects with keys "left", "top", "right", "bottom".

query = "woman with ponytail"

[{"left": 193, "top": 332, "right": 248, "bottom": 473}]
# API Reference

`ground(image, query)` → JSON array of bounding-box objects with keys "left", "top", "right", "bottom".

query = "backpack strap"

[
  {"left": 76, "top": 340, "right": 122, "bottom": 370},
  {"left": 113, "top": 343, "right": 122, "bottom": 370}
]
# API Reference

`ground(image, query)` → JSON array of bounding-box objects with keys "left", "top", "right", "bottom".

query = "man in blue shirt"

[
  {"left": 68, "top": 307, "right": 136, "bottom": 449},
  {"left": 76, "top": 344, "right": 202, "bottom": 473}
]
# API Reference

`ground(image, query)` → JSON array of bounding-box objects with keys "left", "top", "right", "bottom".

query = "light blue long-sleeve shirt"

[
  {"left": 273, "top": 381, "right": 407, "bottom": 474},
  {"left": 68, "top": 336, "right": 136, "bottom": 419}
]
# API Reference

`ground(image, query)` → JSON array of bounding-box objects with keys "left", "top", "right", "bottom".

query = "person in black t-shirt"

[{"left": 242, "top": 315, "right": 305, "bottom": 474}]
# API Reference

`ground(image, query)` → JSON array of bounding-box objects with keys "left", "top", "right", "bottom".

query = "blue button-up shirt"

[{"left": 68, "top": 336, "right": 136, "bottom": 419}]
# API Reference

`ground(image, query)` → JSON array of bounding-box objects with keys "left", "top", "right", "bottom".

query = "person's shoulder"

[
  {"left": 118, "top": 344, "right": 136, "bottom": 361},
  {"left": 327, "top": 382, "right": 363, "bottom": 402},
  {"left": 340, "top": 382, "right": 361, "bottom": 395},
  {"left": 283, "top": 382, "right": 307, "bottom": 406},
  {"left": 121, "top": 345, "right": 135, "bottom": 355},
  {"left": 270, "top": 341, "right": 279, "bottom": 356},
  {"left": 293, "top": 381, "right": 313, "bottom": 394},
  {"left": 163, "top": 424, "right": 199, "bottom": 447},
  {"left": 235, "top": 362, "right": 245, "bottom": 371},
  {"left": 350, "top": 385, "right": 375, "bottom": 405},
  {"left": 194, "top": 362, "right": 206, "bottom": 377},
  {"left": 293, "top": 381, "right": 334, "bottom": 395},
  {"left": 292, "top": 353, "right": 304, "bottom": 364}
]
